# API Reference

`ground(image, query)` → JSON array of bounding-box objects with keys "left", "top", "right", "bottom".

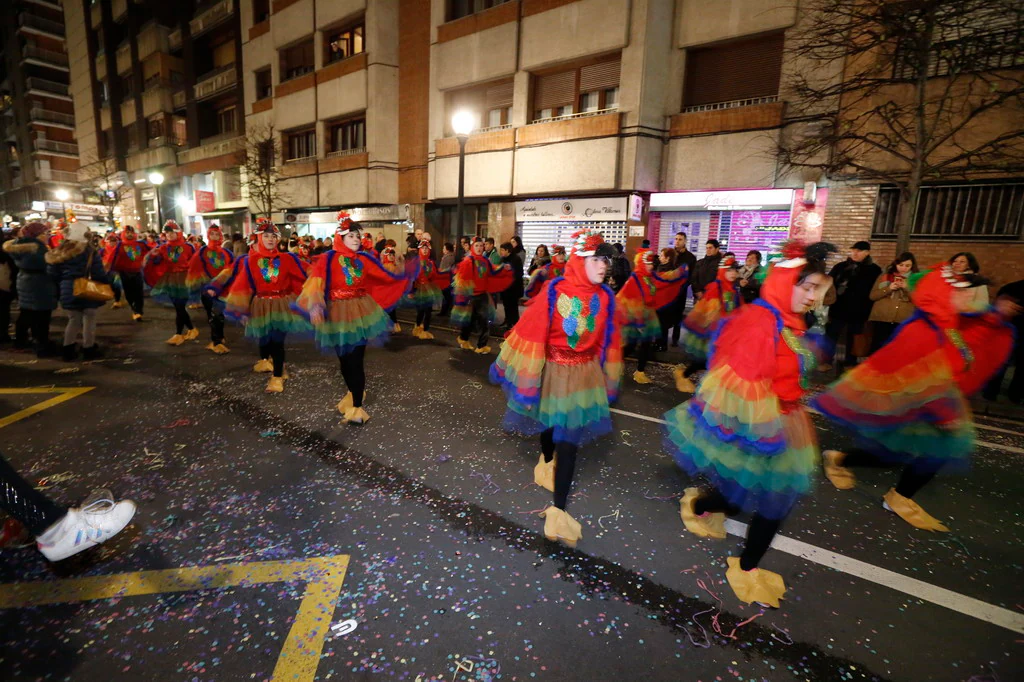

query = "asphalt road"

[{"left": 0, "top": 304, "right": 1021, "bottom": 682}]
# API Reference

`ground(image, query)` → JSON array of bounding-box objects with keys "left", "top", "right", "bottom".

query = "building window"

[
  {"left": 121, "top": 74, "right": 134, "bottom": 99},
  {"left": 329, "top": 117, "right": 366, "bottom": 154},
  {"left": 532, "top": 58, "right": 621, "bottom": 122},
  {"left": 447, "top": 0, "right": 512, "bottom": 22},
  {"left": 217, "top": 106, "right": 236, "bottom": 135},
  {"left": 280, "top": 39, "right": 314, "bottom": 82},
  {"left": 258, "top": 139, "right": 275, "bottom": 171},
  {"left": 446, "top": 78, "right": 513, "bottom": 134},
  {"left": 255, "top": 68, "right": 272, "bottom": 100},
  {"left": 253, "top": 0, "right": 270, "bottom": 23},
  {"left": 172, "top": 116, "right": 187, "bottom": 145},
  {"left": 325, "top": 21, "right": 364, "bottom": 64},
  {"left": 683, "top": 32, "right": 784, "bottom": 110},
  {"left": 170, "top": 70, "right": 184, "bottom": 85},
  {"left": 100, "top": 128, "right": 114, "bottom": 157},
  {"left": 872, "top": 183, "right": 1024, "bottom": 240},
  {"left": 148, "top": 116, "right": 165, "bottom": 140},
  {"left": 285, "top": 128, "right": 316, "bottom": 161}
]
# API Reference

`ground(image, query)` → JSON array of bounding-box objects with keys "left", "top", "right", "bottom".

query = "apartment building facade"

[
  {"left": 0, "top": 0, "right": 87, "bottom": 225},
  {"left": 63, "top": 0, "right": 246, "bottom": 233}
]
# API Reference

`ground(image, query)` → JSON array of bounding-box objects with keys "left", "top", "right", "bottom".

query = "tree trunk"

[{"left": 894, "top": 178, "right": 921, "bottom": 254}]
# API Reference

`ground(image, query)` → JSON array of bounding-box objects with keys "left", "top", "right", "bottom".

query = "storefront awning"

[
  {"left": 199, "top": 209, "right": 248, "bottom": 217},
  {"left": 650, "top": 189, "right": 794, "bottom": 212}
]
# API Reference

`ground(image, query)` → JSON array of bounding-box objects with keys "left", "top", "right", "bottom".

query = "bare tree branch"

[{"left": 242, "top": 122, "right": 289, "bottom": 220}]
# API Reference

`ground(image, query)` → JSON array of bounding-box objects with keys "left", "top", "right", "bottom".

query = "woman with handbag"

[{"left": 46, "top": 224, "right": 114, "bottom": 361}]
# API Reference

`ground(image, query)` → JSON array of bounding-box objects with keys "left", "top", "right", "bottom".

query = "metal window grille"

[{"left": 872, "top": 183, "right": 1024, "bottom": 239}]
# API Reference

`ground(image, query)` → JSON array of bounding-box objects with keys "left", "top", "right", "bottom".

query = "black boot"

[
  {"left": 82, "top": 345, "right": 103, "bottom": 361},
  {"left": 61, "top": 344, "right": 78, "bottom": 362}
]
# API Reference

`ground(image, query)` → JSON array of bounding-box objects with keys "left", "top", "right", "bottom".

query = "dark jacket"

[
  {"left": 997, "top": 279, "right": 1024, "bottom": 337},
  {"left": 3, "top": 236, "right": 57, "bottom": 311},
  {"left": 502, "top": 252, "right": 524, "bottom": 299},
  {"left": 528, "top": 255, "right": 550, "bottom": 274},
  {"left": 610, "top": 253, "right": 632, "bottom": 291},
  {"left": 46, "top": 241, "right": 113, "bottom": 311},
  {"left": 690, "top": 252, "right": 722, "bottom": 297},
  {"left": 828, "top": 256, "right": 883, "bottom": 326}
]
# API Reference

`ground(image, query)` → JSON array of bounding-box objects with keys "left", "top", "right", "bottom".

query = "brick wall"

[
  {"left": 821, "top": 183, "right": 1024, "bottom": 290},
  {"left": 398, "top": 0, "right": 431, "bottom": 205}
]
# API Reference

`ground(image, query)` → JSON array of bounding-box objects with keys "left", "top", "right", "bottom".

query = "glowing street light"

[
  {"left": 148, "top": 171, "right": 165, "bottom": 227},
  {"left": 55, "top": 188, "right": 70, "bottom": 220},
  {"left": 451, "top": 110, "right": 476, "bottom": 240}
]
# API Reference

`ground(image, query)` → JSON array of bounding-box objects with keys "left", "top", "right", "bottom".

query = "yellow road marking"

[
  {"left": 0, "top": 387, "right": 94, "bottom": 430},
  {"left": 0, "top": 555, "right": 350, "bottom": 681}
]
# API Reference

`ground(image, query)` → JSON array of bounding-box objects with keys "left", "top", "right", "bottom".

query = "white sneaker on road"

[{"left": 37, "top": 496, "right": 137, "bottom": 562}]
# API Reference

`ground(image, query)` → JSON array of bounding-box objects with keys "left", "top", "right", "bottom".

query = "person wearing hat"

[
  {"left": 674, "top": 255, "right": 743, "bottom": 393},
  {"left": 824, "top": 240, "right": 882, "bottom": 370},
  {"left": 46, "top": 223, "right": 115, "bottom": 361},
  {"left": 664, "top": 241, "right": 835, "bottom": 608},
  {"left": 186, "top": 223, "right": 235, "bottom": 354},
  {"left": 452, "top": 237, "right": 514, "bottom": 354},
  {"left": 814, "top": 263, "right": 1020, "bottom": 532},
  {"left": 616, "top": 247, "right": 688, "bottom": 385},
  {"left": 3, "top": 222, "right": 58, "bottom": 356},
  {"left": 103, "top": 225, "right": 150, "bottom": 321},
  {"left": 490, "top": 229, "right": 623, "bottom": 548},
  {"left": 208, "top": 219, "right": 310, "bottom": 393},
  {"left": 143, "top": 221, "right": 200, "bottom": 346},
  {"left": 523, "top": 245, "right": 566, "bottom": 299},
  {"left": 295, "top": 212, "right": 415, "bottom": 422}
]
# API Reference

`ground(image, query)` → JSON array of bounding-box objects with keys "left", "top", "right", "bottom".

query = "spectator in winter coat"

[
  {"left": 609, "top": 243, "right": 632, "bottom": 292},
  {"left": 657, "top": 232, "right": 698, "bottom": 350},
  {"left": 528, "top": 244, "right": 551, "bottom": 275},
  {"left": 689, "top": 239, "right": 723, "bottom": 300},
  {"left": 46, "top": 225, "right": 114, "bottom": 361},
  {"left": 0, "top": 233, "right": 14, "bottom": 344},
  {"left": 983, "top": 278, "right": 1024, "bottom": 404},
  {"left": 438, "top": 242, "right": 456, "bottom": 317},
  {"left": 824, "top": 240, "right": 882, "bottom": 369},
  {"left": 949, "top": 252, "right": 989, "bottom": 312},
  {"left": 867, "top": 251, "right": 917, "bottom": 354},
  {"left": 2, "top": 222, "right": 57, "bottom": 356},
  {"left": 738, "top": 250, "right": 763, "bottom": 303},
  {"left": 499, "top": 242, "right": 524, "bottom": 330}
]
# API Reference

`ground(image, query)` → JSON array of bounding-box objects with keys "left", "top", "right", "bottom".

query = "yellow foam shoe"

[
  {"left": 166, "top": 334, "right": 185, "bottom": 346},
  {"left": 265, "top": 376, "right": 285, "bottom": 393},
  {"left": 540, "top": 507, "right": 582, "bottom": 548},
  {"left": 673, "top": 366, "right": 696, "bottom": 393},
  {"left": 183, "top": 328, "right": 200, "bottom": 341},
  {"left": 633, "top": 370, "right": 651, "bottom": 384},
  {"left": 534, "top": 454, "right": 555, "bottom": 492},
  {"left": 253, "top": 358, "right": 273, "bottom": 373},
  {"left": 823, "top": 450, "right": 856, "bottom": 490},
  {"left": 111, "top": 301, "right": 126, "bottom": 309},
  {"left": 212, "top": 343, "right": 230, "bottom": 354},
  {"left": 419, "top": 330, "right": 434, "bottom": 340},
  {"left": 336, "top": 391, "right": 367, "bottom": 413},
  {"left": 412, "top": 324, "right": 424, "bottom": 338},
  {"left": 725, "top": 556, "right": 786, "bottom": 608},
  {"left": 393, "top": 322, "right": 402, "bottom": 333},
  {"left": 882, "top": 488, "right": 949, "bottom": 532},
  {"left": 132, "top": 313, "right": 143, "bottom": 321},
  {"left": 474, "top": 345, "right": 492, "bottom": 354},
  {"left": 343, "top": 406, "right": 371, "bottom": 425},
  {"left": 679, "top": 488, "right": 726, "bottom": 539}
]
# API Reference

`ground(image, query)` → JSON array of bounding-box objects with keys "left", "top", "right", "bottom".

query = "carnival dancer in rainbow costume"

[
  {"left": 185, "top": 223, "right": 235, "bottom": 354},
  {"left": 616, "top": 247, "right": 688, "bottom": 385},
  {"left": 294, "top": 213, "right": 416, "bottom": 424},
  {"left": 663, "top": 242, "right": 834, "bottom": 608},
  {"left": 142, "top": 221, "right": 199, "bottom": 346},
  {"left": 523, "top": 245, "right": 567, "bottom": 299},
  {"left": 490, "top": 229, "right": 623, "bottom": 548},
  {"left": 452, "top": 237, "right": 514, "bottom": 354},
  {"left": 813, "top": 263, "right": 1018, "bottom": 532},
  {"left": 674, "top": 255, "right": 742, "bottom": 393},
  {"left": 404, "top": 239, "right": 452, "bottom": 341},
  {"left": 206, "top": 219, "right": 310, "bottom": 393}
]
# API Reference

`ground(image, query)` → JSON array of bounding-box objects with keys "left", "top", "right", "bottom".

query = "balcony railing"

[
  {"left": 326, "top": 147, "right": 366, "bottom": 158},
  {"left": 34, "top": 139, "right": 79, "bottom": 155},
  {"left": 29, "top": 108, "right": 76, "bottom": 127},
  {"left": 527, "top": 107, "right": 619, "bottom": 125},
  {"left": 136, "top": 23, "right": 171, "bottom": 62},
  {"left": 25, "top": 0, "right": 63, "bottom": 10},
  {"left": 169, "top": 28, "right": 182, "bottom": 51},
  {"left": 141, "top": 82, "right": 174, "bottom": 117},
  {"left": 36, "top": 168, "right": 80, "bottom": 184},
  {"left": 23, "top": 45, "right": 70, "bottom": 68},
  {"left": 18, "top": 13, "right": 65, "bottom": 38},
  {"left": 116, "top": 41, "right": 131, "bottom": 74},
  {"left": 682, "top": 95, "right": 779, "bottom": 114},
  {"left": 26, "top": 77, "right": 69, "bottom": 97},
  {"left": 176, "top": 133, "right": 243, "bottom": 165},
  {"left": 172, "top": 89, "right": 186, "bottom": 109},
  {"left": 191, "top": 0, "right": 234, "bottom": 37},
  {"left": 194, "top": 63, "right": 237, "bottom": 100}
]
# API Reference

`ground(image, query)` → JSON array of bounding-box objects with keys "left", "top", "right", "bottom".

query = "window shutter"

[
  {"left": 485, "top": 80, "right": 514, "bottom": 109},
  {"left": 580, "top": 59, "right": 620, "bottom": 92},
  {"left": 684, "top": 32, "right": 784, "bottom": 107},
  {"left": 534, "top": 71, "right": 575, "bottom": 110}
]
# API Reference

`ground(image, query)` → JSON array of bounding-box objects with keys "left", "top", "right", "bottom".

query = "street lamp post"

[
  {"left": 148, "top": 171, "right": 164, "bottom": 228},
  {"left": 55, "top": 188, "right": 70, "bottom": 222},
  {"left": 451, "top": 111, "right": 476, "bottom": 240}
]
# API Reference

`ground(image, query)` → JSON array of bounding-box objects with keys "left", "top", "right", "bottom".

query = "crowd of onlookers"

[{"left": 1, "top": 221, "right": 1021, "bottom": 404}]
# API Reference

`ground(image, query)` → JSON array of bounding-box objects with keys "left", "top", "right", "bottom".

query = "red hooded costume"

[
  {"left": 616, "top": 248, "right": 688, "bottom": 345},
  {"left": 186, "top": 225, "right": 235, "bottom": 294},
  {"left": 143, "top": 221, "right": 198, "bottom": 304}
]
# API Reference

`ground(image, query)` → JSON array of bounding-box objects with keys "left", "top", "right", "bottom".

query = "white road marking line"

[
  {"left": 723, "top": 518, "right": 1024, "bottom": 636},
  {"left": 610, "top": 406, "right": 1024, "bottom": 635},
  {"left": 972, "top": 421, "right": 1023, "bottom": 436},
  {"left": 610, "top": 407, "right": 1024, "bottom": 455}
]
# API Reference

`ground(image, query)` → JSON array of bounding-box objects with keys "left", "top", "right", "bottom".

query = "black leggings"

[
  {"left": 540, "top": 428, "right": 579, "bottom": 511},
  {"left": 693, "top": 489, "right": 783, "bottom": 571},
  {"left": 120, "top": 271, "right": 144, "bottom": 315},
  {"left": 416, "top": 307, "right": 432, "bottom": 332},
  {"left": 841, "top": 450, "right": 941, "bottom": 499},
  {"left": 0, "top": 450, "right": 67, "bottom": 536},
  {"left": 259, "top": 339, "right": 285, "bottom": 377},
  {"left": 15, "top": 309, "right": 52, "bottom": 352},
  {"left": 459, "top": 294, "right": 490, "bottom": 348},
  {"left": 636, "top": 341, "right": 652, "bottom": 372},
  {"left": 338, "top": 345, "right": 366, "bottom": 407},
  {"left": 173, "top": 301, "right": 194, "bottom": 334},
  {"left": 201, "top": 294, "right": 225, "bottom": 344},
  {"left": 683, "top": 359, "right": 706, "bottom": 378}
]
